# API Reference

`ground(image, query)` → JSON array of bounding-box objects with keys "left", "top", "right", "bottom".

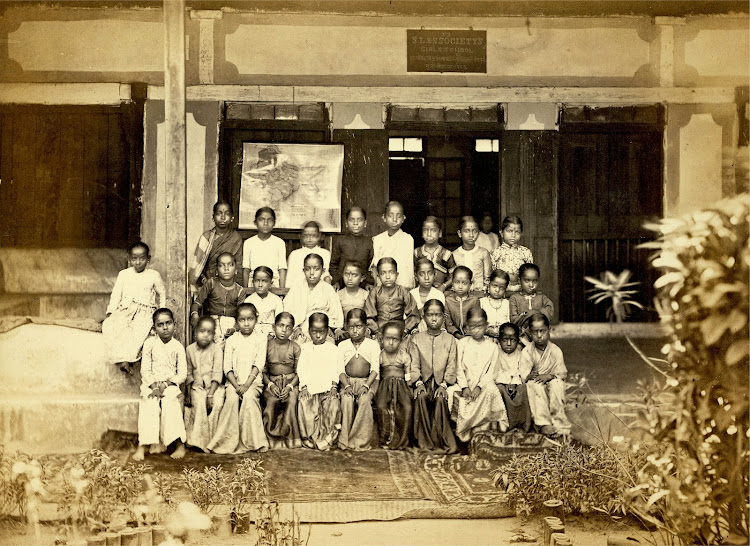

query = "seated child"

[
  {"left": 448, "top": 307, "right": 508, "bottom": 442},
  {"left": 364, "top": 257, "right": 420, "bottom": 337},
  {"left": 480, "top": 270, "right": 511, "bottom": 343},
  {"left": 208, "top": 303, "right": 269, "bottom": 454},
  {"left": 335, "top": 261, "right": 369, "bottom": 342},
  {"left": 413, "top": 216, "right": 456, "bottom": 291},
  {"left": 103, "top": 241, "right": 165, "bottom": 374},
  {"left": 338, "top": 309, "right": 381, "bottom": 451},
  {"left": 375, "top": 322, "right": 416, "bottom": 450},
  {"left": 330, "top": 206, "right": 375, "bottom": 288},
  {"left": 188, "top": 200, "right": 244, "bottom": 291},
  {"left": 444, "top": 266, "right": 482, "bottom": 339},
  {"left": 286, "top": 220, "right": 332, "bottom": 288},
  {"left": 191, "top": 252, "right": 248, "bottom": 346},
  {"left": 522, "top": 314, "right": 571, "bottom": 438},
  {"left": 490, "top": 216, "right": 533, "bottom": 298},
  {"left": 476, "top": 212, "right": 500, "bottom": 253},
  {"left": 371, "top": 201, "right": 414, "bottom": 288},
  {"left": 409, "top": 300, "right": 458, "bottom": 453},
  {"left": 509, "top": 263, "right": 554, "bottom": 336},
  {"left": 262, "top": 312, "right": 302, "bottom": 449},
  {"left": 494, "top": 322, "right": 533, "bottom": 432},
  {"left": 245, "top": 266, "right": 284, "bottom": 339},
  {"left": 184, "top": 317, "right": 225, "bottom": 452},
  {"left": 452, "top": 216, "right": 492, "bottom": 293},
  {"left": 410, "top": 258, "right": 446, "bottom": 332},
  {"left": 242, "top": 206, "right": 287, "bottom": 289},
  {"left": 133, "top": 308, "right": 187, "bottom": 461},
  {"left": 297, "top": 313, "right": 342, "bottom": 450},
  {"left": 284, "top": 253, "right": 344, "bottom": 344}
]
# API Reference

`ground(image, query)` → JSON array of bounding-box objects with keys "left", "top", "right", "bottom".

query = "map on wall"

[{"left": 238, "top": 143, "right": 344, "bottom": 232}]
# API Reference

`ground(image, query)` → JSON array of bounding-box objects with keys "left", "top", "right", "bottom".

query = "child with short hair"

[
  {"left": 330, "top": 206, "right": 375, "bottom": 288},
  {"left": 242, "top": 207, "right": 287, "bottom": 289},
  {"left": 208, "top": 303, "right": 269, "bottom": 454},
  {"left": 410, "top": 258, "right": 446, "bottom": 332},
  {"left": 375, "top": 322, "right": 416, "bottom": 450},
  {"left": 364, "top": 257, "right": 420, "bottom": 336},
  {"left": 286, "top": 221, "right": 332, "bottom": 288},
  {"left": 371, "top": 201, "right": 414, "bottom": 289},
  {"left": 284, "top": 253, "right": 343, "bottom": 344},
  {"left": 449, "top": 307, "right": 508, "bottom": 442},
  {"left": 338, "top": 309, "right": 381, "bottom": 451},
  {"left": 297, "top": 313, "right": 342, "bottom": 450},
  {"left": 409, "top": 300, "right": 458, "bottom": 453},
  {"left": 522, "top": 314, "right": 571, "bottom": 438},
  {"left": 509, "top": 263, "right": 554, "bottom": 332},
  {"left": 480, "top": 270, "right": 511, "bottom": 343},
  {"left": 494, "top": 322, "right": 533, "bottom": 432},
  {"left": 184, "top": 317, "right": 225, "bottom": 452},
  {"left": 263, "top": 312, "right": 302, "bottom": 449},
  {"left": 452, "top": 216, "right": 492, "bottom": 293},
  {"left": 476, "top": 212, "right": 500, "bottom": 253},
  {"left": 444, "top": 266, "right": 481, "bottom": 339},
  {"left": 490, "top": 216, "right": 533, "bottom": 298},
  {"left": 413, "top": 216, "right": 456, "bottom": 291},
  {"left": 133, "top": 308, "right": 187, "bottom": 461},
  {"left": 190, "top": 252, "right": 248, "bottom": 346},
  {"left": 189, "top": 200, "right": 244, "bottom": 291},
  {"left": 103, "top": 241, "right": 166, "bottom": 374},
  {"left": 245, "top": 266, "right": 284, "bottom": 339}
]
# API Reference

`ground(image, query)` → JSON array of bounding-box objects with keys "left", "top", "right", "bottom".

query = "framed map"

[{"left": 238, "top": 143, "right": 344, "bottom": 232}]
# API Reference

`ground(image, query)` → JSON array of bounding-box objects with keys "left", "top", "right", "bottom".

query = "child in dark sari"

[{"left": 189, "top": 200, "right": 244, "bottom": 292}]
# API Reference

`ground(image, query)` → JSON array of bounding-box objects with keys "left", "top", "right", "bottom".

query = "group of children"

[{"left": 102, "top": 199, "right": 570, "bottom": 460}]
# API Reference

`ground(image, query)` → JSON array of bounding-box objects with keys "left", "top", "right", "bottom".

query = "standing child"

[
  {"left": 480, "top": 270, "right": 511, "bottom": 343},
  {"left": 335, "top": 261, "right": 369, "bottom": 342},
  {"left": 338, "top": 309, "right": 381, "bottom": 451},
  {"left": 184, "top": 317, "right": 225, "bottom": 452},
  {"left": 133, "top": 308, "right": 187, "bottom": 461},
  {"left": 208, "top": 303, "right": 269, "bottom": 454},
  {"left": 284, "top": 253, "right": 343, "bottom": 344},
  {"left": 242, "top": 207, "right": 287, "bottom": 289},
  {"left": 444, "top": 266, "right": 482, "bottom": 339},
  {"left": 449, "top": 307, "right": 508, "bottom": 442},
  {"left": 364, "top": 258, "right": 420, "bottom": 337},
  {"left": 509, "top": 263, "right": 554, "bottom": 335},
  {"left": 413, "top": 216, "right": 456, "bottom": 291},
  {"left": 475, "top": 212, "right": 500, "bottom": 253},
  {"left": 410, "top": 258, "right": 446, "bottom": 332},
  {"left": 262, "top": 312, "right": 302, "bottom": 449},
  {"left": 330, "top": 206, "right": 375, "bottom": 288},
  {"left": 522, "top": 314, "right": 571, "bottom": 438},
  {"left": 452, "top": 216, "right": 492, "bottom": 293},
  {"left": 103, "top": 242, "right": 166, "bottom": 374},
  {"left": 409, "top": 300, "right": 458, "bottom": 453},
  {"left": 190, "top": 252, "right": 248, "bottom": 346},
  {"left": 286, "top": 221, "right": 332, "bottom": 288},
  {"left": 189, "top": 200, "right": 244, "bottom": 291},
  {"left": 245, "top": 266, "right": 284, "bottom": 339},
  {"left": 371, "top": 201, "right": 414, "bottom": 289},
  {"left": 297, "top": 313, "right": 342, "bottom": 450},
  {"left": 494, "top": 323, "right": 533, "bottom": 432},
  {"left": 490, "top": 216, "right": 533, "bottom": 298},
  {"left": 375, "top": 322, "right": 416, "bottom": 450}
]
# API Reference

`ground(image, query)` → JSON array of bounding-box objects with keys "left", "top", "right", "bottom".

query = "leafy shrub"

[{"left": 182, "top": 465, "right": 230, "bottom": 515}]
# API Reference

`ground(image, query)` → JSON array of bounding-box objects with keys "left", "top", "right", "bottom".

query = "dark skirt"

[
  {"left": 497, "top": 383, "right": 532, "bottom": 432},
  {"left": 263, "top": 374, "right": 302, "bottom": 448},
  {"left": 412, "top": 377, "right": 458, "bottom": 453},
  {"left": 375, "top": 376, "right": 413, "bottom": 450}
]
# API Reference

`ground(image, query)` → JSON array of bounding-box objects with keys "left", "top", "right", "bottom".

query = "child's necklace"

[{"left": 488, "top": 298, "right": 504, "bottom": 309}]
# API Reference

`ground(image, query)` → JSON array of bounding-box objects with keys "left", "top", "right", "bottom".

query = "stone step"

[
  {"left": 0, "top": 294, "right": 110, "bottom": 319},
  {"left": 0, "top": 295, "right": 39, "bottom": 316}
]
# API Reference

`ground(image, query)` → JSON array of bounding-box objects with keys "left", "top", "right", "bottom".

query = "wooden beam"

[
  {"left": 0, "top": 83, "right": 131, "bottom": 105},
  {"left": 163, "top": 0, "right": 188, "bottom": 341}
]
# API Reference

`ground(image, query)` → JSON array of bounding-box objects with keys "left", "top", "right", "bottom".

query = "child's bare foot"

[
  {"left": 539, "top": 425, "right": 556, "bottom": 436},
  {"left": 132, "top": 446, "right": 146, "bottom": 461},
  {"left": 171, "top": 443, "right": 186, "bottom": 459},
  {"left": 257, "top": 446, "right": 269, "bottom": 453},
  {"left": 150, "top": 443, "right": 166, "bottom": 454}
]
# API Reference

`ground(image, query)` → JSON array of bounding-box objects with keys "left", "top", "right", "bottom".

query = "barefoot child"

[
  {"left": 494, "top": 322, "right": 533, "bottom": 432},
  {"left": 444, "top": 266, "right": 481, "bottom": 339},
  {"left": 375, "top": 322, "right": 416, "bottom": 450},
  {"left": 330, "top": 206, "right": 375, "bottom": 288},
  {"left": 184, "top": 317, "right": 225, "bottom": 452},
  {"left": 190, "top": 252, "right": 248, "bottom": 346},
  {"left": 480, "top": 270, "right": 511, "bottom": 343},
  {"left": 103, "top": 242, "right": 166, "bottom": 374},
  {"left": 242, "top": 207, "right": 287, "bottom": 289},
  {"left": 371, "top": 201, "right": 414, "bottom": 288},
  {"left": 189, "top": 200, "right": 244, "bottom": 291},
  {"left": 509, "top": 263, "right": 554, "bottom": 337},
  {"left": 522, "top": 314, "right": 571, "bottom": 438},
  {"left": 410, "top": 258, "right": 446, "bottom": 332},
  {"left": 364, "top": 257, "right": 420, "bottom": 337},
  {"left": 133, "top": 308, "right": 187, "bottom": 461},
  {"left": 413, "top": 216, "right": 456, "bottom": 291},
  {"left": 409, "top": 300, "right": 458, "bottom": 453},
  {"left": 263, "top": 312, "right": 302, "bottom": 449},
  {"left": 286, "top": 221, "right": 332, "bottom": 288},
  {"left": 449, "top": 307, "right": 508, "bottom": 442},
  {"left": 208, "top": 303, "right": 269, "bottom": 454},
  {"left": 490, "top": 216, "right": 533, "bottom": 298},
  {"left": 452, "top": 216, "right": 492, "bottom": 293},
  {"left": 297, "top": 313, "right": 342, "bottom": 450},
  {"left": 338, "top": 309, "right": 381, "bottom": 450},
  {"left": 245, "top": 266, "right": 283, "bottom": 339}
]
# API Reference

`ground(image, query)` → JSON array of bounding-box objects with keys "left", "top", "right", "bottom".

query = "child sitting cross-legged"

[
  {"left": 133, "top": 308, "right": 187, "bottom": 461},
  {"left": 409, "top": 299, "right": 458, "bottom": 453},
  {"left": 184, "top": 316, "right": 225, "bottom": 453},
  {"left": 338, "top": 309, "right": 381, "bottom": 451},
  {"left": 444, "top": 266, "right": 482, "bottom": 340},
  {"left": 410, "top": 258, "right": 446, "bottom": 333},
  {"left": 364, "top": 257, "right": 420, "bottom": 338},
  {"left": 494, "top": 322, "right": 533, "bottom": 432},
  {"left": 297, "top": 313, "right": 342, "bottom": 451}
]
